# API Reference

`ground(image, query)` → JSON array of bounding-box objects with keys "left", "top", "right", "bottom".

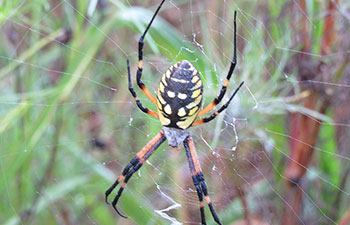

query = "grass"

[{"left": 1, "top": 0, "right": 349, "bottom": 225}]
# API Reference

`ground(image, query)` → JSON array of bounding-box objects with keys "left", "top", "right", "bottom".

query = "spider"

[{"left": 105, "top": 0, "right": 244, "bottom": 224}]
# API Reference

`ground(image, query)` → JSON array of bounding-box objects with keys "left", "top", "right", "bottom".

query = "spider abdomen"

[{"left": 157, "top": 60, "right": 203, "bottom": 130}]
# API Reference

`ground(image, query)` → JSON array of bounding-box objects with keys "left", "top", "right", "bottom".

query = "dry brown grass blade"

[
  {"left": 339, "top": 209, "right": 350, "bottom": 225},
  {"left": 281, "top": 0, "right": 338, "bottom": 224}
]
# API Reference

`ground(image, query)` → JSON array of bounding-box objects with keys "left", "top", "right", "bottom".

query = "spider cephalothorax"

[{"left": 105, "top": 0, "right": 243, "bottom": 224}]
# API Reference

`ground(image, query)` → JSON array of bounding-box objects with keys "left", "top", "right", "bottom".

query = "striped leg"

[
  {"left": 198, "top": 172, "right": 221, "bottom": 223},
  {"left": 128, "top": 59, "right": 158, "bottom": 118},
  {"left": 184, "top": 136, "right": 222, "bottom": 225},
  {"left": 105, "top": 130, "right": 166, "bottom": 218},
  {"left": 198, "top": 11, "right": 238, "bottom": 117},
  {"left": 192, "top": 81, "right": 244, "bottom": 127},
  {"left": 136, "top": 0, "right": 166, "bottom": 105}
]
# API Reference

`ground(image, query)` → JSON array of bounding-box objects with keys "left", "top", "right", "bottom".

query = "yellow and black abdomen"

[{"left": 157, "top": 60, "right": 203, "bottom": 130}]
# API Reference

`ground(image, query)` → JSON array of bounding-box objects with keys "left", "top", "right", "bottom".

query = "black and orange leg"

[
  {"left": 184, "top": 138, "right": 206, "bottom": 224},
  {"left": 198, "top": 172, "right": 221, "bottom": 224},
  {"left": 198, "top": 11, "right": 238, "bottom": 117},
  {"left": 127, "top": 59, "right": 158, "bottom": 118},
  {"left": 136, "top": 0, "right": 166, "bottom": 105},
  {"left": 184, "top": 136, "right": 222, "bottom": 225},
  {"left": 105, "top": 130, "right": 166, "bottom": 218},
  {"left": 192, "top": 81, "right": 244, "bottom": 127}
]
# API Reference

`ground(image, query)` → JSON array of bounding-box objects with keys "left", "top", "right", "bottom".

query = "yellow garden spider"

[{"left": 105, "top": 0, "right": 244, "bottom": 224}]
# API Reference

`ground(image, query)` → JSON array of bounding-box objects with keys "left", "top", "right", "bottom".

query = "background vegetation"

[{"left": 0, "top": 0, "right": 349, "bottom": 224}]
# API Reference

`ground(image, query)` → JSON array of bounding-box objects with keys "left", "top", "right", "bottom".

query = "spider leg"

[
  {"left": 184, "top": 138, "right": 206, "bottom": 224},
  {"left": 198, "top": 172, "right": 221, "bottom": 224},
  {"left": 192, "top": 81, "right": 244, "bottom": 127},
  {"left": 105, "top": 130, "right": 166, "bottom": 218},
  {"left": 184, "top": 136, "right": 222, "bottom": 225},
  {"left": 105, "top": 156, "right": 135, "bottom": 204},
  {"left": 198, "top": 11, "right": 238, "bottom": 117},
  {"left": 127, "top": 59, "right": 158, "bottom": 118},
  {"left": 136, "top": 0, "right": 166, "bottom": 105}
]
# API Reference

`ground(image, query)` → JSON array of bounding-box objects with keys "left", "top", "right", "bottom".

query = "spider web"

[{"left": 0, "top": 0, "right": 350, "bottom": 225}]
